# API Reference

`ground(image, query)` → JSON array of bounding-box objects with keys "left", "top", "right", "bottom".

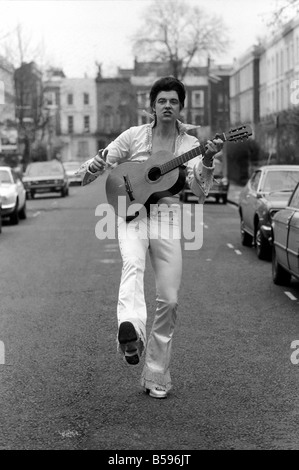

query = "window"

[
  {"left": 67, "top": 94, "right": 73, "bottom": 105},
  {"left": 137, "top": 92, "right": 148, "bottom": 108},
  {"left": 191, "top": 90, "right": 204, "bottom": 108},
  {"left": 68, "top": 116, "right": 74, "bottom": 133},
  {"left": 84, "top": 116, "right": 90, "bottom": 133},
  {"left": 84, "top": 93, "right": 89, "bottom": 105},
  {"left": 194, "top": 114, "right": 203, "bottom": 126},
  {"left": 0, "top": 169, "right": 12, "bottom": 184},
  {"left": 250, "top": 171, "right": 261, "bottom": 192},
  {"left": 46, "top": 91, "right": 56, "bottom": 106},
  {"left": 289, "top": 184, "right": 299, "bottom": 208}
]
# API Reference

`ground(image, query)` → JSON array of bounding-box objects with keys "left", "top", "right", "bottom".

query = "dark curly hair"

[{"left": 149, "top": 76, "right": 186, "bottom": 111}]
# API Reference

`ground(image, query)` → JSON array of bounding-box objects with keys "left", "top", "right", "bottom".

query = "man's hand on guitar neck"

[
  {"left": 89, "top": 149, "right": 109, "bottom": 173},
  {"left": 202, "top": 138, "right": 223, "bottom": 168}
]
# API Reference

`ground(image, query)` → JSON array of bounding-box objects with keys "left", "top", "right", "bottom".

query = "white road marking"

[
  {"left": 227, "top": 243, "right": 234, "bottom": 249},
  {"left": 284, "top": 291, "right": 297, "bottom": 301},
  {"left": 59, "top": 430, "right": 79, "bottom": 438},
  {"left": 32, "top": 211, "right": 40, "bottom": 217},
  {"left": 100, "top": 259, "right": 120, "bottom": 264},
  {"left": 234, "top": 250, "right": 242, "bottom": 255}
]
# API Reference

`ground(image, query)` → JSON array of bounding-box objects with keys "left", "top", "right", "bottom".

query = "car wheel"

[
  {"left": 272, "top": 247, "right": 291, "bottom": 285},
  {"left": 255, "top": 224, "right": 271, "bottom": 260},
  {"left": 215, "top": 195, "right": 220, "bottom": 203},
  {"left": 10, "top": 201, "right": 19, "bottom": 225},
  {"left": 19, "top": 201, "right": 27, "bottom": 220},
  {"left": 222, "top": 194, "right": 227, "bottom": 204},
  {"left": 31, "top": 191, "right": 35, "bottom": 199},
  {"left": 240, "top": 218, "right": 253, "bottom": 247}
]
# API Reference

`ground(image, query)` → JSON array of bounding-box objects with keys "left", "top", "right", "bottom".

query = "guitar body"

[
  {"left": 105, "top": 150, "right": 186, "bottom": 219},
  {"left": 105, "top": 124, "right": 252, "bottom": 220}
]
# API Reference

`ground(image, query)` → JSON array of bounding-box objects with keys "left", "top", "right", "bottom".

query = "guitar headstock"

[{"left": 221, "top": 124, "right": 253, "bottom": 143}]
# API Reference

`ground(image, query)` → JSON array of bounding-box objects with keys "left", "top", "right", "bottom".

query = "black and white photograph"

[{"left": 1, "top": 0, "right": 299, "bottom": 455}]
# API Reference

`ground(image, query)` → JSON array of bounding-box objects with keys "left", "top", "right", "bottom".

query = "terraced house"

[{"left": 0, "top": 55, "right": 18, "bottom": 165}]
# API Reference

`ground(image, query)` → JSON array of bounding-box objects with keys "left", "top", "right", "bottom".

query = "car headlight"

[
  {"left": 1, "top": 193, "right": 16, "bottom": 204},
  {"left": 269, "top": 209, "right": 279, "bottom": 219}
]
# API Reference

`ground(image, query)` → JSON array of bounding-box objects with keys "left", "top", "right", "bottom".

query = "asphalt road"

[{"left": 1, "top": 179, "right": 299, "bottom": 451}]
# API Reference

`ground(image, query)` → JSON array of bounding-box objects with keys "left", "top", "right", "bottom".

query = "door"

[{"left": 273, "top": 208, "right": 294, "bottom": 270}]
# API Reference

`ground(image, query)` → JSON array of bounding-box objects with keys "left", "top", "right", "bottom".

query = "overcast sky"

[{"left": 0, "top": 0, "right": 286, "bottom": 77}]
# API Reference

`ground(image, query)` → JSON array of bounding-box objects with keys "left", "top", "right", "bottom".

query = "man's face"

[{"left": 153, "top": 90, "right": 181, "bottom": 123}]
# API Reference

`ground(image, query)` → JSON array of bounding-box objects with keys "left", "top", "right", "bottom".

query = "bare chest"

[{"left": 152, "top": 135, "right": 176, "bottom": 155}]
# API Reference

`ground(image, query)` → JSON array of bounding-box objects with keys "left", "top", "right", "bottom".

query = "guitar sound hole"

[{"left": 148, "top": 167, "right": 161, "bottom": 182}]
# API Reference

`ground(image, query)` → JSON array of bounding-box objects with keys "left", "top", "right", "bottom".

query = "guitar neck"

[
  {"left": 160, "top": 139, "right": 217, "bottom": 175},
  {"left": 159, "top": 125, "right": 251, "bottom": 175}
]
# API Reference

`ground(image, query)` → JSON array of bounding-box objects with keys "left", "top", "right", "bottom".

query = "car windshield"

[
  {"left": 25, "top": 161, "right": 63, "bottom": 176},
  {"left": 0, "top": 169, "right": 13, "bottom": 184},
  {"left": 261, "top": 170, "right": 299, "bottom": 193}
]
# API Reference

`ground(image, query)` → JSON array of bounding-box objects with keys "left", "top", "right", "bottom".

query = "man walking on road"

[{"left": 77, "top": 76, "right": 222, "bottom": 398}]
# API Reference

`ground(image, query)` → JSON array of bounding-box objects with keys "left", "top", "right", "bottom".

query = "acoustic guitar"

[{"left": 105, "top": 124, "right": 252, "bottom": 220}]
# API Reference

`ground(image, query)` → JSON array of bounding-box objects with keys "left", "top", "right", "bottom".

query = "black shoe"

[{"left": 118, "top": 321, "right": 140, "bottom": 365}]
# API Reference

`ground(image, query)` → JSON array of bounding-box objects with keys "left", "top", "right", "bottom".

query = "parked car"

[
  {"left": 0, "top": 165, "right": 27, "bottom": 225},
  {"left": 239, "top": 165, "right": 299, "bottom": 260},
  {"left": 23, "top": 160, "right": 69, "bottom": 198},
  {"left": 207, "top": 156, "right": 229, "bottom": 204},
  {"left": 179, "top": 152, "right": 229, "bottom": 204},
  {"left": 272, "top": 182, "right": 299, "bottom": 285},
  {"left": 179, "top": 180, "right": 197, "bottom": 202},
  {"left": 63, "top": 161, "right": 82, "bottom": 185}
]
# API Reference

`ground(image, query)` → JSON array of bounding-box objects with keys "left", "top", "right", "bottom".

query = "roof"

[{"left": 258, "top": 165, "right": 299, "bottom": 171}]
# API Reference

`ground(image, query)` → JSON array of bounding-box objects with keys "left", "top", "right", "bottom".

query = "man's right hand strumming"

[{"left": 89, "top": 149, "right": 109, "bottom": 173}]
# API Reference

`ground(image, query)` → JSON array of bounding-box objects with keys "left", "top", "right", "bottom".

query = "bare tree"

[
  {"left": 1, "top": 23, "right": 54, "bottom": 164},
  {"left": 131, "top": 0, "right": 230, "bottom": 79},
  {"left": 0, "top": 23, "right": 46, "bottom": 68},
  {"left": 267, "top": 0, "right": 299, "bottom": 29}
]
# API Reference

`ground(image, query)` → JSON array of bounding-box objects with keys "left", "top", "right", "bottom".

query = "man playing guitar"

[{"left": 78, "top": 76, "right": 222, "bottom": 399}]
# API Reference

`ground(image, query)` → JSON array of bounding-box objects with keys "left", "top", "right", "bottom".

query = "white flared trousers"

[{"left": 117, "top": 206, "right": 182, "bottom": 392}]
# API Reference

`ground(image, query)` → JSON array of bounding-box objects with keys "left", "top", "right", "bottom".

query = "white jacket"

[{"left": 76, "top": 121, "right": 215, "bottom": 204}]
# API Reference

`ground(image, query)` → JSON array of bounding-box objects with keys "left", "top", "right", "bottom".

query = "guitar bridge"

[{"left": 123, "top": 175, "right": 135, "bottom": 201}]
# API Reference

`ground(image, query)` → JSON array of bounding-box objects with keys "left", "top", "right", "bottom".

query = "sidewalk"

[{"left": 227, "top": 182, "right": 244, "bottom": 206}]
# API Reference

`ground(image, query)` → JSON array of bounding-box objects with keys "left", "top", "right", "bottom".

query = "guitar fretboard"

[
  {"left": 159, "top": 143, "right": 205, "bottom": 175},
  {"left": 157, "top": 125, "right": 251, "bottom": 175}
]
